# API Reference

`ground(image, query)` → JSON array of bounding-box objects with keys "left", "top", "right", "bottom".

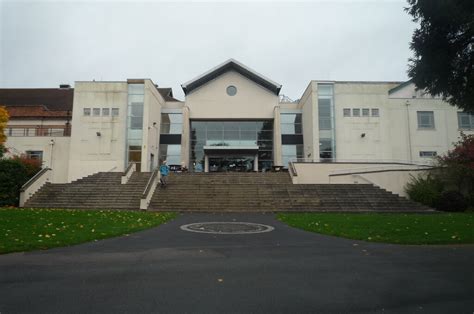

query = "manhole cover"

[{"left": 180, "top": 222, "right": 274, "bottom": 234}]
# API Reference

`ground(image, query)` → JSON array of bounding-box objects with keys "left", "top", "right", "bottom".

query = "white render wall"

[
  {"left": 186, "top": 71, "right": 279, "bottom": 119},
  {"left": 142, "top": 80, "right": 165, "bottom": 172},
  {"left": 299, "top": 81, "right": 474, "bottom": 164},
  {"left": 67, "top": 81, "right": 128, "bottom": 182},
  {"left": 5, "top": 136, "right": 70, "bottom": 183}
]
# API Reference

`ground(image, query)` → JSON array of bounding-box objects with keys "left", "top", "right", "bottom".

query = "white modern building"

[{"left": 2, "top": 59, "right": 473, "bottom": 190}]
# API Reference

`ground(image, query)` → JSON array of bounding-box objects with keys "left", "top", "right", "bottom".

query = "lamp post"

[{"left": 49, "top": 139, "right": 55, "bottom": 169}]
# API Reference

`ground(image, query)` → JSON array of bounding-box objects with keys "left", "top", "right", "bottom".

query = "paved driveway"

[{"left": 1, "top": 213, "right": 473, "bottom": 314}]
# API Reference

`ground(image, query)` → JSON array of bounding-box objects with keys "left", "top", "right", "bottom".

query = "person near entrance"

[{"left": 159, "top": 160, "right": 170, "bottom": 187}]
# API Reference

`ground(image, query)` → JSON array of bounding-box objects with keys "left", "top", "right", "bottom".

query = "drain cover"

[{"left": 180, "top": 222, "right": 274, "bottom": 234}]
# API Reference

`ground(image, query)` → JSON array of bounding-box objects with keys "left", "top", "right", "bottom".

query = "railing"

[
  {"left": 290, "top": 158, "right": 434, "bottom": 166},
  {"left": 5, "top": 126, "right": 70, "bottom": 137},
  {"left": 140, "top": 169, "right": 160, "bottom": 210},
  {"left": 19, "top": 167, "right": 52, "bottom": 207},
  {"left": 288, "top": 161, "right": 298, "bottom": 177},
  {"left": 121, "top": 162, "right": 136, "bottom": 184},
  {"left": 329, "top": 164, "right": 434, "bottom": 177}
]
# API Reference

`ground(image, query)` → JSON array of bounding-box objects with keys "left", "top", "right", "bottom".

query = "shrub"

[
  {"left": 436, "top": 190, "right": 468, "bottom": 212},
  {"left": 405, "top": 174, "right": 444, "bottom": 208},
  {"left": 0, "top": 157, "right": 41, "bottom": 206}
]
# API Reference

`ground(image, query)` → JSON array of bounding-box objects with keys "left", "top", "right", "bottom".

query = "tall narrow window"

[
  {"left": 318, "top": 84, "right": 335, "bottom": 160},
  {"left": 126, "top": 84, "right": 144, "bottom": 171}
]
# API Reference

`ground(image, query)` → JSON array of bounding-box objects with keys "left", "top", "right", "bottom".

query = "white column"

[
  {"left": 254, "top": 154, "right": 258, "bottom": 172},
  {"left": 204, "top": 155, "right": 209, "bottom": 173},
  {"left": 273, "top": 106, "right": 283, "bottom": 166}
]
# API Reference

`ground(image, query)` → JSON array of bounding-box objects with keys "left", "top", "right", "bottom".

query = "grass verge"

[
  {"left": 276, "top": 212, "right": 474, "bottom": 245},
  {"left": 0, "top": 208, "right": 177, "bottom": 254}
]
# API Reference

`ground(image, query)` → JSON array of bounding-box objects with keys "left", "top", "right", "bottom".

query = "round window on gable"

[{"left": 226, "top": 85, "right": 237, "bottom": 96}]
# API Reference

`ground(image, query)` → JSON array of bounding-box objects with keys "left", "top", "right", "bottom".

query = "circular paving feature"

[{"left": 180, "top": 222, "right": 274, "bottom": 234}]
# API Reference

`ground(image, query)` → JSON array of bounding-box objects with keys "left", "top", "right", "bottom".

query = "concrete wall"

[
  {"left": 331, "top": 81, "right": 473, "bottom": 163},
  {"left": 142, "top": 80, "right": 165, "bottom": 172},
  {"left": 186, "top": 71, "right": 279, "bottom": 119},
  {"left": 5, "top": 136, "right": 70, "bottom": 183},
  {"left": 299, "top": 82, "right": 316, "bottom": 160},
  {"left": 67, "top": 81, "right": 128, "bottom": 182},
  {"left": 292, "top": 162, "right": 432, "bottom": 196},
  {"left": 329, "top": 169, "right": 431, "bottom": 197}
]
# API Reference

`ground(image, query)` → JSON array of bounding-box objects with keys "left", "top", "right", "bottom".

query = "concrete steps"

[
  {"left": 25, "top": 171, "right": 432, "bottom": 212},
  {"left": 24, "top": 172, "right": 151, "bottom": 210},
  {"left": 149, "top": 173, "right": 432, "bottom": 212}
]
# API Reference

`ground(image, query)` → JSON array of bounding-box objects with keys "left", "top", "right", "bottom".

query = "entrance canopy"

[{"left": 203, "top": 145, "right": 259, "bottom": 155}]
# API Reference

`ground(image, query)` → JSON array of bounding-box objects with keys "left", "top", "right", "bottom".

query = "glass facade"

[
  {"left": 126, "top": 84, "right": 144, "bottom": 171},
  {"left": 318, "top": 84, "right": 335, "bottom": 160},
  {"left": 190, "top": 121, "right": 273, "bottom": 171},
  {"left": 280, "top": 112, "right": 303, "bottom": 167},
  {"left": 159, "top": 112, "right": 183, "bottom": 165}
]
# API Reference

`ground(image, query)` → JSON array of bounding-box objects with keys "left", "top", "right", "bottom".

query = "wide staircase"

[
  {"left": 149, "top": 172, "right": 431, "bottom": 212},
  {"left": 24, "top": 172, "right": 151, "bottom": 210}
]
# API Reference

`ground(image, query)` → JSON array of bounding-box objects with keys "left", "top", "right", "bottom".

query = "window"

[
  {"left": 102, "top": 108, "right": 110, "bottom": 116},
  {"left": 93, "top": 108, "right": 101, "bottom": 116},
  {"left": 83, "top": 108, "right": 91, "bottom": 116},
  {"left": 343, "top": 108, "right": 351, "bottom": 117},
  {"left": 417, "top": 111, "right": 435, "bottom": 129},
  {"left": 160, "top": 113, "right": 183, "bottom": 134},
  {"left": 371, "top": 108, "right": 379, "bottom": 117},
  {"left": 362, "top": 108, "right": 370, "bottom": 117},
  {"left": 419, "top": 151, "right": 437, "bottom": 157},
  {"left": 281, "top": 113, "right": 302, "bottom": 135},
  {"left": 159, "top": 144, "right": 182, "bottom": 165},
  {"left": 111, "top": 108, "right": 119, "bottom": 116},
  {"left": 458, "top": 112, "right": 474, "bottom": 129},
  {"left": 282, "top": 144, "right": 304, "bottom": 167},
  {"left": 352, "top": 108, "right": 360, "bottom": 117},
  {"left": 319, "top": 139, "right": 333, "bottom": 159},
  {"left": 26, "top": 150, "right": 43, "bottom": 161},
  {"left": 226, "top": 85, "right": 237, "bottom": 96}
]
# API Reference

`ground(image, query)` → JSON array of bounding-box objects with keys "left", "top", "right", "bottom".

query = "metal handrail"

[
  {"left": 291, "top": 158, "right": 434, "bottom": 166},
  {"left": 288, "top": 161, "right": 298, "bottom": 177},
  {"left": 20, "top": 167, "right": 51, "bottom": 192}
]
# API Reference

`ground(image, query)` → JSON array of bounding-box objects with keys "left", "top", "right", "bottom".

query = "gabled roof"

[
  {"left": 181, "top": 59, "right": 282, "bottom": 96},
  {"left": 0, "top": 88, "right": 74, "bottom": 111},
  {"left": 388, "top": 80, "right": 413, "bottom": 94}
]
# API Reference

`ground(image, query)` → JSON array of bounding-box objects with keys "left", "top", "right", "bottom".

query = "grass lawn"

[
  {"left": 0, "top": 208, "right": 176, "bottom": 254},
  {"left": 277, "top": 212, "right": 474, "bottom": 245}
]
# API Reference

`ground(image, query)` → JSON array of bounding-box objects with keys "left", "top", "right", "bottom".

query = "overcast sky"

[{"left": 0, "top": 0, "right": 416, "bottom": 100}]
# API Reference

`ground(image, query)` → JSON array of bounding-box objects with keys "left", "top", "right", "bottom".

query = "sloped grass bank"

[
  {"left": 277, "top": 213, "right": 474, "bottom": 245},
  {"left": 0, "top": 208, "right": 176, "bottom": 254}
]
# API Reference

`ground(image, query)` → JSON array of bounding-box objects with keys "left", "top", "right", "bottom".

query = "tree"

[
  {"left": 0, "top": 106, "right": 9, "bottom": 158},
  {"left": 405, "top": 133, "right": 474, "bottom": 211},
  {"left": 437, "top": 133, "right": 474, "bottom": 197},
  {"left": 405, "top": 0, "right": 474, "bottom": 113}
]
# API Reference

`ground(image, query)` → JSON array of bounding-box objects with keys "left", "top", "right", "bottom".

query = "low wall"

[{"left": 292, "top": 162, "right": 433, "bottom": 197}]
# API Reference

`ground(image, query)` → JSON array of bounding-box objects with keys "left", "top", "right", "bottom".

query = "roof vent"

[{"left": 59, "top": 84, "right": 71, "bottom": 89}]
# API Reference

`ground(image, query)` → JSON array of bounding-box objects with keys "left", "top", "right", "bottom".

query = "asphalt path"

[{"left": 0, "top": 213, "right": 473, "bottom": 314}]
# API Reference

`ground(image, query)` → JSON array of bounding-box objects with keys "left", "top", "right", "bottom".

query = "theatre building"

[{"left": 1, "top": 59, "right": 473, "bottom": 202}]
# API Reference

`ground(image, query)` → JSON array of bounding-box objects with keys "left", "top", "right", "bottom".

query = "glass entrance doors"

[{"left": 209, "top": 156, "right": 255, "bottom": 172}]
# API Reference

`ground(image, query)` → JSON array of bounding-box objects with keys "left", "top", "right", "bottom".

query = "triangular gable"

[{"left": 181, "top": 59, "right": 282, "bottom": 96}]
